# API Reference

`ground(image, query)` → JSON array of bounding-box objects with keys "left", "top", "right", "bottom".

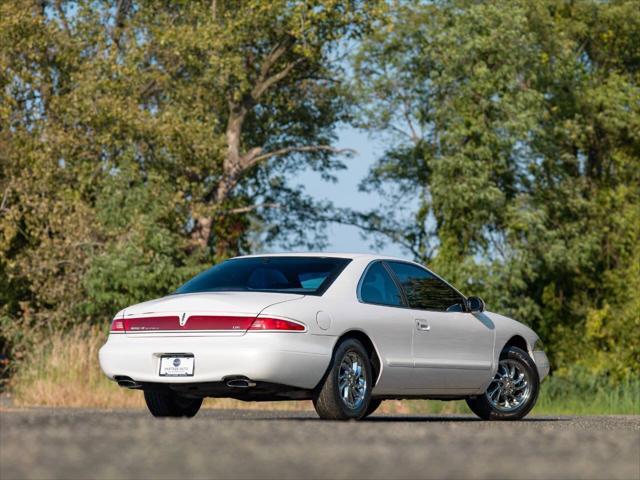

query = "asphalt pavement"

[{"left": 1, "top": 408, "right": 638, "bottom": 480}]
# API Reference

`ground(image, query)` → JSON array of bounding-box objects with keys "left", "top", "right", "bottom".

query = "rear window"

[{"left": 175, "top": 257, "right": 352, "bottom": 296}]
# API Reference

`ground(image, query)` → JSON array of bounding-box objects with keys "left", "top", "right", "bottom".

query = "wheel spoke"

[
  {"left": 487, "top": 384, "right": 500, "bottom": 398},
  {"left": 490, "top": 385, "right": 502, "bottom": 401},
  {"left": 514, "top": 381, "right": 527, "bottom": 392}
]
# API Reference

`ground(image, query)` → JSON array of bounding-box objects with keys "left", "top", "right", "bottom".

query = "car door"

[
  {"left": 355, "top": 261, "right": 414, "bottom": 394},
  {"left": 386, "top": 261, "right": 495, "bottom": 393}
]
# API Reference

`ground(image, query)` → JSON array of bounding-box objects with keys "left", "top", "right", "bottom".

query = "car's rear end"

[
  {"left": 98, "top": 256, "right": 350, "bottom": 409},
  {"left": 99, "top": 293, "right": 333, "bottom": 395}
]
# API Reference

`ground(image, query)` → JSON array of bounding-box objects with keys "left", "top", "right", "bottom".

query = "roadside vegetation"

[
  {"left": 1, "top": 0, "right": 638, "bottom": 413},
  {"left": 8, "top": 327, "right": 639, "bottom": 415}
]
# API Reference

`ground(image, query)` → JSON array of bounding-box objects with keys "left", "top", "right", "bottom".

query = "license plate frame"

[{"left": 159, "top": 354, "right": 195, "bottom": 377}]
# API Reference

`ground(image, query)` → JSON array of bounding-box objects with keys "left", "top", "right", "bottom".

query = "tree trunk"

[
  {"left": 190, "top": 102, "right": 249, "bottom": 259},
  {"left": 191, "top": 216, "right": 212, "bottom": 253}
]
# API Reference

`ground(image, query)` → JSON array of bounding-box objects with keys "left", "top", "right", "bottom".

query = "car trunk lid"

[{"left": 117, "top": 291, "right": 303, "bottom": 336}]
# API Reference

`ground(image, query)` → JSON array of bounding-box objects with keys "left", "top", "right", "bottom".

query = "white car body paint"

[{"left": 99, "top": 253, "right": 550, "bottom": 398}]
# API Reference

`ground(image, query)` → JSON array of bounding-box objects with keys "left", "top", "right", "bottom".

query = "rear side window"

[
  {"left": 359, "top": 262, "right": 404, "bottom": 306},
  {"left": 176, "top": 257, "right": 351, "bottom": 296},
  {"left": 387, "top": 261, "right": 465, "bottom": 312}
]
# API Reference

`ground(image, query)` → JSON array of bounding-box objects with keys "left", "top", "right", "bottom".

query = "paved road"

[{"left": 1, "top": 409, "right": 638, "bottom": 480}]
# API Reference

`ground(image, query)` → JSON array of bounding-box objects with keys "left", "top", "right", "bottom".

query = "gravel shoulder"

[{"left": 1, "top": 408, "right": 639, "bottom": 480}]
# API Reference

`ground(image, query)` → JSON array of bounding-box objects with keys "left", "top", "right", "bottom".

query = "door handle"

[{"left": 416, "top": 319, "right": 430, "bottom": 331}]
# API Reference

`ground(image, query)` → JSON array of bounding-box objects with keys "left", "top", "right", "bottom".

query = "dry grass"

[
  {"left": 11, "top": 326, "right": 143, "bottom": 409},
  {"left": 9, "top": 326, "right": 464, "bottom": 413},
  {"left": 9, "top": 326, "right": 315, "bottom": 410}
]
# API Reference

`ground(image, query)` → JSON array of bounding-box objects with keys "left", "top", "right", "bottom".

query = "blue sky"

[{"left": 294, "top": 126, "right": 406, "bottom": 258}]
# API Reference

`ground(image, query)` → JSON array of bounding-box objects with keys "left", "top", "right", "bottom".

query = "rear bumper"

[
  {"left": 99, "top": 332, "right": 333, "bottom": 390},
  {"left": 533, "top": 350, "right": 550, "bottom": 381}
]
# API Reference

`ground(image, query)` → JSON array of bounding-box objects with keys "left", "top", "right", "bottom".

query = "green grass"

[
  {"left": 379, "top": 376, "right": 640, "bottom": 416},
  {"left": 533, "top": 375, "right": 640, "bottom": 415}
]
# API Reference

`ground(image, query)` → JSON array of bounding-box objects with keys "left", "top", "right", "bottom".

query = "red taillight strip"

[
  {"left": 110, "top": 315, "right": 306, "bottom": 332},
  {"left": 113, "top": 315, "right": 256, "bottom": 332},
  {"left": 124, "top": 316, "right": 181, "bottom": 331},
  {"left": 182, "top": 315, "right": 254, "bottom": 331}
]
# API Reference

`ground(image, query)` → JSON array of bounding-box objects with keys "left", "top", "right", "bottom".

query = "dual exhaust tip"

[{"left": 116, "top": 376, "right": 256, "bottom": 389}]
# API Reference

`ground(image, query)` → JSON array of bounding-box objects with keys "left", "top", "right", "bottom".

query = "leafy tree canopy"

[
  {"left": 0, "top": 0, "right": 385, "bottom": 343},
  {"left": 351, "top": 0, "right": 639, "bottom": 381}
]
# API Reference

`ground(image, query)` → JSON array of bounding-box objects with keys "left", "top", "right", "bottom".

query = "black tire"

[
  {"left": 466, "top": 346, "right": 539, "bottom": 420},
  {"left": 144, "top": 390, "right": 203, "bottom": 418},
  {"left": 313, "top": 339, "right": 373, "bottom": 420},
  {"left": 363, "top": 398, "right": 383, "bottom": 418}
]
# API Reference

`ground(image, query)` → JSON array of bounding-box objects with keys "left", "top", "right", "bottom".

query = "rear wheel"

[
  {"left": 144, "top": 390, "right": 203, "bottom": 418},
  {"left": 313, "top": 339, "right": 373, "bottom": 420},
  {"left": 363, "top": 398, "right": 383, "bottom": 418},
  {"left": 466, "top": 346, "right": 539, "bottom": 420}
]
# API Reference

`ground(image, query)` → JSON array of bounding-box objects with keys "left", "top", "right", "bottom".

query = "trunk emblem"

[{"left": 179, "top": 313, "right": 188, "bottom": 327}]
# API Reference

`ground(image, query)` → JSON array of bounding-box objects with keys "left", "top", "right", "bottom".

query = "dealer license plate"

[{"left": 159, "top": 355, "right": 194, "bottom": 376}]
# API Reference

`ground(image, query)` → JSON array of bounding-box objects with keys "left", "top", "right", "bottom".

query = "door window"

[
  {"left": 386, "top": 262, "right": 465, "bottom": 312},
  {"left": 359, "top": 262, "right": 404, "bottom": 307}
]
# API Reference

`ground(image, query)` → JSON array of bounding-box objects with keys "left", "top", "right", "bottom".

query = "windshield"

[{"left": 175, "top": 256, "right": 352, "bottom": 295}]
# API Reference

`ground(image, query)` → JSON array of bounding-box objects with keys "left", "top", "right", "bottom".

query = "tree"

[
  {"left": 153, "top": 0, "right": 383, "bottom": 258},
  {"left": 0, "top": 0, "right": 384, "bottom": 351},
  {"left": 350, "top": 0, "right": 640, "bottom": 380}
]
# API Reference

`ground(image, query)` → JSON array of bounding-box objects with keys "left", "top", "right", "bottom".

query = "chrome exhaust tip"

[
  {"left": 225, "top": 378, "right": 257, "bottom": 388},
  {"left": 115, "top": 377, "right": 141, "bottom": 389}
]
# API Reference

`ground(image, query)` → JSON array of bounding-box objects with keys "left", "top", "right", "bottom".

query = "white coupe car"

[{"left": 99, "top": 253, "right": 550, "bottom": 420}]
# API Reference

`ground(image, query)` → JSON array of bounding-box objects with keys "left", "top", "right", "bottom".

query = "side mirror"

[{"left": 467, "top": 296, "right": 485, "bottom": 313}]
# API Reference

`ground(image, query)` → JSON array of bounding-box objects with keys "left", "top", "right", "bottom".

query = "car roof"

[
  {"left": 229, "top": 252, "right": 409, "bottom": 262},
  {"left": 226, "top": 252, "right": 467, "bottom": 299}
]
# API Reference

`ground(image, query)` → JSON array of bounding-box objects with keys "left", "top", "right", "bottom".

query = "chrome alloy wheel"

[
  {"left": 338, "top": 351, "right": 367, "bottom": 410},
  {"left": 486, "top": 359, "right": 531, "bottom": 412}
]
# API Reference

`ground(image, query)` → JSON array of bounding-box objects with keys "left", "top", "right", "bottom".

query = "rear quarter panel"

[{"left": 260, "top": 258, "right": 414, "bottom": 394}]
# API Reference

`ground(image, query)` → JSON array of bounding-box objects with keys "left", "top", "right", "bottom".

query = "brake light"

[
  {"left": 248, "top": 317, "right": 305, "bottom": 331},
  {"left": 108, "top": 315, "right": 304, "bottom": 332},
  {"left": 110, "top": 319, "right": 125, "bottom": 332}
]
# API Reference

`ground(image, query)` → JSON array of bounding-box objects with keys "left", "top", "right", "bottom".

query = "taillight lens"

[
  {"left": 186, "top": 315, "right": 254, "bottom": 331},
  {"left": 109, "top": 315, "right": 304, "bottom": 332},
  {"left": 110, "top": 318, "right": 125, "bottom": 332},
  {"left": 248, "top": 317, "right": 305, "bottom": 331}
]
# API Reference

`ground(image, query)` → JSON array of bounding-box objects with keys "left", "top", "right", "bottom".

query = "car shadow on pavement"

[
  {"left": 247, "top": 414, "right": 569, "bottom": 423},
  {"left": 363, "top": 416, "right": 569, "bottom": 422}
]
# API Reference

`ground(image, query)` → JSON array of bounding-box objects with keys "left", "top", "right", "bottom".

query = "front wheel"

[
  {"left": 144, "top": 390, "right": 203, "bottom": 418},
  {"left": 466, "top": 346, "right": 539, "bottom": 420},
  {"left": 313, "top": 339, "right": 373, "bottom": 420}
]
